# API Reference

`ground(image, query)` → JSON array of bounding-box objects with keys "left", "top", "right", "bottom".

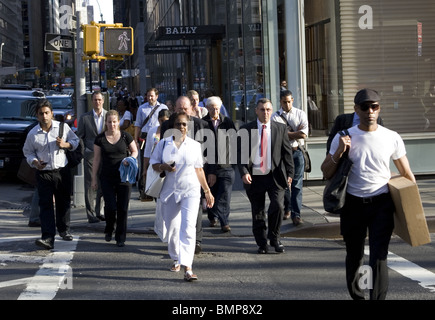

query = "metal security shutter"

[{"left": 339, "top": 0, "right": 435, "bottom": 133}]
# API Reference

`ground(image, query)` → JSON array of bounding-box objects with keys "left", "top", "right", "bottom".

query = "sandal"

[
  {"left": 184, "top": 269, "right": 198, "bottom": 282},
  {"left": 170, "top": 261, "right": 180, "bottom": 272}
]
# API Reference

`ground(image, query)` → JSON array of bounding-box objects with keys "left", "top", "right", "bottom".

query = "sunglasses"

[
  {"left": 174, "top": 122, "right": 188, "bottom": 127},
  {"left": 359, "top": 103, "right": 380, "bottom": 112}
]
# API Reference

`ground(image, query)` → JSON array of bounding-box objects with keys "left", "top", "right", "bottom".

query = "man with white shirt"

[
  {"left": 272, "top": 90, "right": 309, "bottom": 226},
  {"left": 77, "top": 91, "right": 107, "bottom": 223},
  {"left": 23, "top": 99, "right": 80, "bottom": 250},
  {"left": 321, "top": 88, "right": 416, "bottom": 300},
  {"left": 134, "top": 88, "right": 168, "bottom": 200}
]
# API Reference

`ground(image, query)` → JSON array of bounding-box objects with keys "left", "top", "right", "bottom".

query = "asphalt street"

[{"left": 1, "top": 178, "right": 435, "bottom": 305}]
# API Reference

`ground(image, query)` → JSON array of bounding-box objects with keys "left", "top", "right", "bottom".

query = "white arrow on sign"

[{"left": 49, "top": 36, "right": 73, "bottom": 51}]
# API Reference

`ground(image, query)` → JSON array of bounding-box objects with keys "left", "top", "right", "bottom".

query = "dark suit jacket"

[
  {"left": 237, "top": 120, "right": 294, "bottom": 190},
  {"left": 202, "top": 114, "right": 236, "bottom": 175},
  {"left": 76, "top": 110, "right": 107, "bottom": 156},
  {"left": 326, "top": 112, "right": 384, "bottom": 153}
]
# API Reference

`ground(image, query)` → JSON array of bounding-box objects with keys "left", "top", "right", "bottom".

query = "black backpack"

[{"left": 59, "top": 122, "right": 84, "bottom": 168}]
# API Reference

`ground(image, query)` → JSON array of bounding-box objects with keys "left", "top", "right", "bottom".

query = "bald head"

[{"left": 175, "top": 96, "right": 193, "bottom": 116}]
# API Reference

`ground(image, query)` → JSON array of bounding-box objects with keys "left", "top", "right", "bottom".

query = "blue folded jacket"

[{"left": 119, "top": 156, "right": 138, "bottom": 183}]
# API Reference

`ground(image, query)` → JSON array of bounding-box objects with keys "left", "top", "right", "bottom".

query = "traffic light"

[
  {"left": 104, "top": 27, "right": 134, "bottom": 56},
  {"left": 83, "top": 24, "right": 100, "bottom": 55},
  {"left": 53, "top": 52, "right": 61, "bottom": 64}
]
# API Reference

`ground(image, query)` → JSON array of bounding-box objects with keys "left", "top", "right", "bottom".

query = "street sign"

[
  {"left": 104, "top": 27, "right": 134, "bottom": 56},
  {"left": 45, "top": 34, "right": 73, "bottom": 53}
]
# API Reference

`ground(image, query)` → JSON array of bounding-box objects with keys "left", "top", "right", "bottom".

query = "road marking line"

[
  {"left": 388, "top": 252, "right": 435, "bottom": 293},
  {"left": 17, "top": 237, "right": 79, "bottom": 300},
  {"left": 0, "top": 254, "right": 46, "bottom": 264},
  {"left": 365, "top": 247, "right": 435, "bottom": 293},
  {"left": 0, "top": 277, "right": 34, "bottom": 289},
  {"left": 0, "top": 236, "right": 39, "bottom": 244}
]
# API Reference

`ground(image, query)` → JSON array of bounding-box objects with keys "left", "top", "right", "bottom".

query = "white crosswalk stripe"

[{"left": 0, "top": 236, "right": 79, "bottom": 300}]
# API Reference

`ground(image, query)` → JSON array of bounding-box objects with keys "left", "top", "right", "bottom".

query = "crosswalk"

[
  {"left": 364, "top": 246, "right": 435, "bottom": 293},
  {"left": 0, "top": 236, "right": 79, "bottom": 300}
]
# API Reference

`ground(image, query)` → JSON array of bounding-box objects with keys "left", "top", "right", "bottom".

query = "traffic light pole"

[{"left": 73, "top": 8, "right": 87, "bottom": 208}]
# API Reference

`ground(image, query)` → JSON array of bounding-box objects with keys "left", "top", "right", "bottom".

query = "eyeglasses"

[
  {"left": 359, "top": 103, "right": 380, "bottom": 112},
  {"left": 174, "top": 122, "right": 188, "bottom": 127}
]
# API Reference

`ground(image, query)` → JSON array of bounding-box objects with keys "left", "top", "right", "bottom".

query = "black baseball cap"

[{"left": 354, "top": 89, "right": 381, "bottom": 105}]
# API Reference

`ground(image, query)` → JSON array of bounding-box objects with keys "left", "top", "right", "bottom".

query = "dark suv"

[
  {"left": 47, "top": 94, "right": 76, "bottom": 130},
  {"left": 0, "top": 91, "right": 42, "bottom": 177}
]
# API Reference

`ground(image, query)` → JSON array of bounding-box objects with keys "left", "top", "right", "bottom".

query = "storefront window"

[
  {"left": 225, "top": 0, "right": 264, "bottom": 124},
  {"left": 304, "top": 0, "right": 435, "bottom": 136},
  {"left": 144, "top": 0, "right": 265, "bottom": 125}
]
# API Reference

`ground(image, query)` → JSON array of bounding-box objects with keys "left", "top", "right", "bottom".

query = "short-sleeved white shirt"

[
  {"left": 329, "top": 125, "right": 407, "bottom": 197},
  {"left": 150, "top": 136, "right": 203, "bottom": 203}
]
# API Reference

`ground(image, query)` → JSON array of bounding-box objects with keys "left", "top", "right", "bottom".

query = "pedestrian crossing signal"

[{"left": 104, "top": 27, "right": 134, "bottom": 56}]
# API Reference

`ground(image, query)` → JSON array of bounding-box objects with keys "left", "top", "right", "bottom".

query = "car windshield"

[
  {"left": 47, "top": 96, "right": 72, "bottom": 110},
  {"left": 0, "top": 97, "right": 38, "bottom": 120}
]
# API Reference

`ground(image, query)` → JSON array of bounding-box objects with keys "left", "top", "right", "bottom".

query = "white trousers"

[{"left": 162, "top": 194, "right": 200, "bottom": 269}]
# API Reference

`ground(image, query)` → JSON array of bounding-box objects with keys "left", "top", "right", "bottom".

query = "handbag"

[
  {"left": 323, "top": 130, "right": 353, "bottom": 213},
  {"left": 154, "top": 200, "right": 168, "bottom": 243},
  {"left": 17, "top": 158, "right": 37, "bottom": 186},
  {"left": 298, "top": 141, "right": 312, "bottom": 173},
  {"left": 145, "top": 165, "right": 166, "bottom": 198},
  {"left": 59, "top": 122, "right": 83, "bottom": 168}
]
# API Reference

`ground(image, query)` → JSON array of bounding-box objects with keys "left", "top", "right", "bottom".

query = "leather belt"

[{"left": 348, "top": 193, "right": 390, "bottom": 204}]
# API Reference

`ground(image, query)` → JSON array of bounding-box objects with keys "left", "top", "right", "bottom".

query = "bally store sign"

[{"left": 156, "top": 25, "right": 225, "bottom": 41}]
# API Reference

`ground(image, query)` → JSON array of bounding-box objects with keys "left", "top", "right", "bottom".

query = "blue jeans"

[
  {"left": 284, "top": 149, "right": 304, "bottom": 219},
  {"left": 207, "top": 167, "right": 235, "bottom": 227}
]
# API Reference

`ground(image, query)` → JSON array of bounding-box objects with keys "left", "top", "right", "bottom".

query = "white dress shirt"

[
  {"left": 23, "top": 121, "right": 79, "bottom": 170},
  {"left": 252, "top": 120, "right": 271, "bottom": 175},
  {"left": 93, "top": 109, "right": 104, "bottom": 134},
  {"left": 272, "top": 107, "right": 309, "bottom": 148}
]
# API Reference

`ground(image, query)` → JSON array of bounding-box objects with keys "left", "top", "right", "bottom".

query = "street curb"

[{"left": 281, "top": 217, "right": 435, "bottom": 240}]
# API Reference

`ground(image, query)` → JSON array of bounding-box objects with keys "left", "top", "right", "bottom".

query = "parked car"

[
  {"left": 46, "top": 94, "right": 76, "bottom": 130},
  {"left": 0, "top": 92, "right": 41, "bottom": 177}
]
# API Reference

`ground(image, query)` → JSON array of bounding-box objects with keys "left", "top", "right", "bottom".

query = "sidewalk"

[{"left": 70, "top": 178, "right": 435, "bottom": 239}]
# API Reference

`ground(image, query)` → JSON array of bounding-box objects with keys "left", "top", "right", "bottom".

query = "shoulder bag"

[
  {"left": 323, "top": 130, "right": 353, "bottom": 213},
  {"left": 145, "top": 140, "right": 167, "bottom": 198},
  {"left": 59, "top": 122, "right": 84, "bottom": 168}
]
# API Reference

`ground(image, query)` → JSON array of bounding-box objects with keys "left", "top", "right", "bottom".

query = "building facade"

[{"left": 138, "top": 0, "right": 435, "bottom": 178}]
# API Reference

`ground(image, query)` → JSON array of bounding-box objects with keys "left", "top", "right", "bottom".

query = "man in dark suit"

[
  {"left": 238, "top": 98, "right": 294, "bottom": 254},
  {"left": 326, "top": 112, "right": 384, "bottom": 154},
  {"left": 202, "top": 96, "right": 236, "bottom": 232},
  {"left": 76, "top": 91, "right": 107, "bottom": 223}
]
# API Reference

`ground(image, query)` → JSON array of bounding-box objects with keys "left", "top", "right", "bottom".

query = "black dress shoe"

[
  {"left": 97, "top": 215, "right": 106, "bottom": 221},
  {"left": 105, "top": 234, "right": 112, "bottom": 242},
  {"left": 28, "top": 221, "right": 41, "bottom": 227},
  {"left": 35, "top": 238, "right": 54, "bottom": 250},
  {"left": 60, "top": 231, "right": 73, "bottom": 241},
  {"left": 116, "top": 241, "right": 125, "bottom": 247},
  {"left": 257, "top": 245, "right": 268, "bottom": 254},
  {"left": 271, "top": 241, "right": 285, "bottom": 253}
]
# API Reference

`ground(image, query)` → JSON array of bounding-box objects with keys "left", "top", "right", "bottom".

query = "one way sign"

[{"left": 45, "top": 34, "right": 74, "bottom": 53}]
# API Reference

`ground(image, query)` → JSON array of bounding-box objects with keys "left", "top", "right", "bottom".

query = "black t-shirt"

[{"left": 94, "top": 131, "right": 133, "bottom": 179}]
